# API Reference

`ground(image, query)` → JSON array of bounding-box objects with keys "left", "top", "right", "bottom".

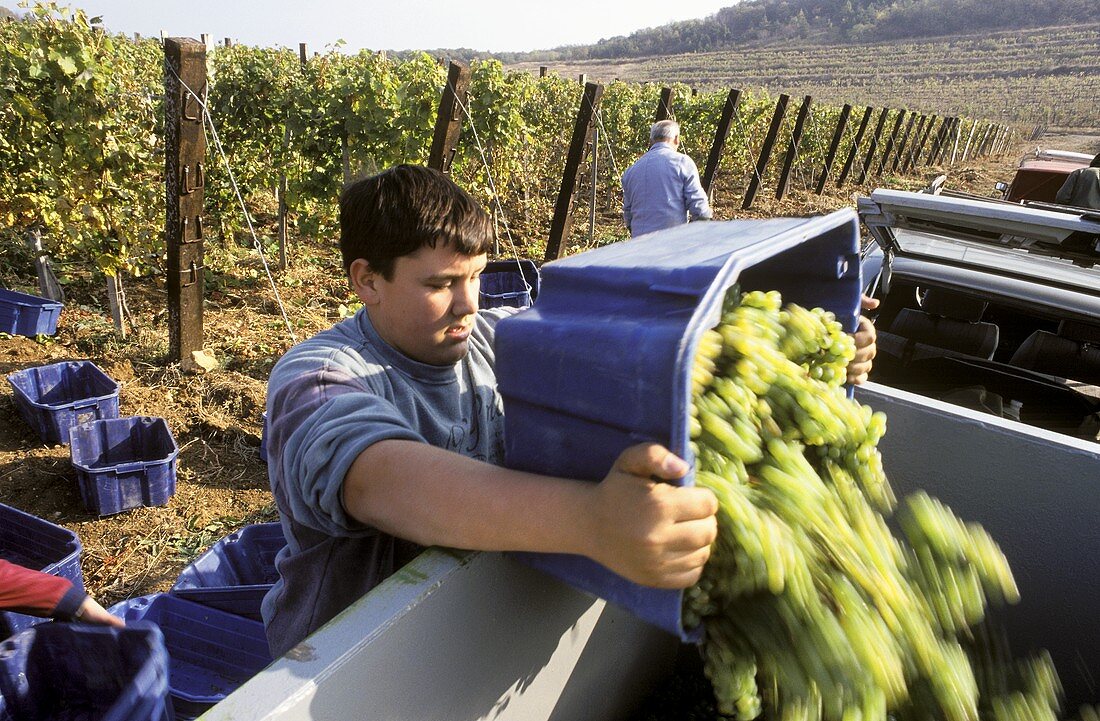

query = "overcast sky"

[{"left": 65, "top": 0, "right": 731, "bottom": 53}]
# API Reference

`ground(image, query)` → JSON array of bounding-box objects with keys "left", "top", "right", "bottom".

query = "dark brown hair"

[{"left": 339, "top": 165, "right": 493, "bottom": 279}]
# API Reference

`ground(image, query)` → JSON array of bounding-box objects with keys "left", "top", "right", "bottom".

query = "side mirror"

[{"left": 994, "top": 181, "right": 1008, "bottom": 197}]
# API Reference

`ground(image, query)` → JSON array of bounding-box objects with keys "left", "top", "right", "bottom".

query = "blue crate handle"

[{"left": 112, "top": 461, "right": 148, "bottom": 475}]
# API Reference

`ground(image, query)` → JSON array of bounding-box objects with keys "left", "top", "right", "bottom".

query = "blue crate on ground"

[
  {"left": 0, "top": 503, "right": 83, "bottom": 640},
  {"left": 480, "top": 259, "right": 540, "bottom": 309},
  {"left": 494, "top": 211, "right": 862, "bottom": 641},
  {"left": 0, "top": 621, "right": 173, "bottom": 721},
  {"left": 69, "top": 417, "right": 179, "bottom": 516},
  {"left": 170, "top": 523, "right": 285, "bottom": 621},
  {"left": 0, "top": 289, "right": 62, "bottom": 337},
  {"left": 6, "top": 361, "right": 120, "bottom": 445},
  {"left": 108, "top": 594, "right": 272, "bottom": 721}
]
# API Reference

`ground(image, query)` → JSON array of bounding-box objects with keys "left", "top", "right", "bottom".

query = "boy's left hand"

[{"left": 847, "top": 295, "right": 879, "bottom": 385}]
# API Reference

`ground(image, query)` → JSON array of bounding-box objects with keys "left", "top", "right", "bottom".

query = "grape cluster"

[{"left": 683, "top": 288, "right": 1061, "bottom": 721}]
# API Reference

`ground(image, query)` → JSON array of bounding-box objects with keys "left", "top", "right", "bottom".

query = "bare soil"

[{"left": 0, "top": 133, "right": 1094, "bottom": 609}]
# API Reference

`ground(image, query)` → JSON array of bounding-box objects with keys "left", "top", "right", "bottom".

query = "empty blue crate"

[
  {"left": 108, "top": 594, "right": 273, "bottom": 721},
  {"left": 480, "top": 259, "right": 540, "bottom": 309},
  {"left": 0, "top": 621, "right": 173, "bottom": 721},
  {"left": 0, "top": 289, "right": 62, "bottom": 337},
  {"left": 494, "top": 211, "right": 862, "bottom": 641},
  {"left": 6, "top": 360, "right": 120, "bottom": 445},
  {"left": 171, "top": 523, "right": 285, "bottom": 621},
  {"left": 0, "top": 503, "right": 83, "bottom": 640},
  {"left": 69, "top": 416, "right": 179, "bottom": 516}
]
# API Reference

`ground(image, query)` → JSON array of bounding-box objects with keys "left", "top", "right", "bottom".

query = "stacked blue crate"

[
  {"left": 493, "top": 211, "right": 862, "bottom": 640},
  {"left": 6, "top": 361, "right": 120, "bottom": 445},
  {"left": 0, "top": 622, "right": 173, "bottom": 721},
  {"left": 0, "top": 289, "right": 62, "bottom": 337},
  {"left": 0, "top": 503, "right": 83, "bottom": 640},
  {"left": 171, "top": 523, "right": 285, "bottom": 621},
  {"left": 479, "top": 259, "right": 539, "bottom": 309},
  {"left": 69, "top": 416, "right": 179, "bottom": 516},
  {"left": 108, "top": 594, "right": 272, "bottom": 721}
]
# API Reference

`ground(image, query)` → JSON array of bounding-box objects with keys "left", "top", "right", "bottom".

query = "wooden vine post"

[
  {"left": 654, "top": 87, "right": 673, "bottom": 122},
  {"left": 702, "top": 88, "right": 742, "bottom": 196},
  {"left": 890, "top": 112, "right": 919, "bottom": 173},
  {"left": 856, "top": 108, "right": 889, "bottom": 185},
  {"left": 836, "top": 106, "right": 873, "bottom": 187},
  {"left": 164, "top": 37, "right": 207, "bottom": 371},
  {"left": 743, "top": 93, "right": 790, "bottom": 209},
  {"left": 815, "top": 103, "right": 852, "bottom": 194},
  {"left": 544, "top": 82, "right": 604, "bottom": 263},
  {"left": 876, "top": 109, "right": 906, "bottom": 176},
  {"left": 775, "top": 95, "right": 812, "bottom": 200},
  {"left": 906, "top": 114, "right": 937, "bottom": 172},
  {"left": 428, "top": 61, "right": 471, "bottom": 175}
]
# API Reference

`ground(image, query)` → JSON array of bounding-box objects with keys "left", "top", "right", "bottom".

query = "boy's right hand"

[{"left": 583, "top": 444, "right": 718, "bottom": 589}]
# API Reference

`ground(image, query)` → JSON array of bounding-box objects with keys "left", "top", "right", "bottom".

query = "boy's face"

[{"left": 351, "top": 245, "right": 487, "bottom": 366}]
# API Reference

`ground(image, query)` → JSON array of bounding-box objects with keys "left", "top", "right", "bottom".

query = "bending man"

[{"left": 622, "top": 120, "right": 712, "bottom": 237}]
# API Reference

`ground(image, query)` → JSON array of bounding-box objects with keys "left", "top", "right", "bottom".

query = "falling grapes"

[{"left": 680, "top": 288, "right": 1061, "bottom": 721}]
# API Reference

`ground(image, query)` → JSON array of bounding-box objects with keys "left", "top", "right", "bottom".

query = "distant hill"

[
  {"left": 0, "top": 5, "right": 19, "bottom": 21},
  {"left": 489, "top": 0, "right": 1099, "bottom": 62}
]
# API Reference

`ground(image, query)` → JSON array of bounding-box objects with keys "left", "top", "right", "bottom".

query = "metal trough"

[{"left": 200, "top": 383, "right": 1099, "bottom": 720}]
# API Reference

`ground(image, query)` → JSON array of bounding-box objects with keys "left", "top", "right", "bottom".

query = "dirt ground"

[{"left": 1, "top": 132, "right": 1095, "bottom": 609}]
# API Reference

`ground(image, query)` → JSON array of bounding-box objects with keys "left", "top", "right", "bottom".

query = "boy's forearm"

[{"left": 342, "top": 439, "right": 595, "bottom": 557}]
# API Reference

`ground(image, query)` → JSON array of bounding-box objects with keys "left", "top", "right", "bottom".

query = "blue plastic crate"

[
  {"left": 480, "top": 259, "right": 540, "bottom": 309},
  {"left": 494, "top": 211, "right": 862, "bottom": 640},
  {"left": 0, "top": 621, "right": 173, "bottom": 721},
  {"left": 170, "top": 523, "right": 285, "bottom": 621},
  {"left": 108, "top": 594, "right": 272, "bottom": 721},
  {"left": 6, "top": 361, "right": 120, "bottom": 445},
  {"left": 0, "top": 289, "right": 62, "bottom": 337},
  {"left": 69, "top": 417, "right": 179, "bottom": 516},
  {"left": 0, "top": 503, "right": 83, "bottom": 640}
]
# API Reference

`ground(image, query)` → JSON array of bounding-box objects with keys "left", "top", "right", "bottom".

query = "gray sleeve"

[
  {"left": 267, "top": 350, "right": 424, "bottom": 537},
  {"left": 681, "top": 155, "right": 712, "bottom": 220}
]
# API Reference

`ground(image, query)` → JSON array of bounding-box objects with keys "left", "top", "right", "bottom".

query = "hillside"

[
  {"left": 509, "top": 23, "right": 1100, "bottom": 127},
  {"left": 496, "top": 0, "right": 1099, "bottom": 61}
]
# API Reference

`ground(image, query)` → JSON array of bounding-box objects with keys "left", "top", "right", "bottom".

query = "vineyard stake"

[
  {"left": 856, "top": 107, "right": 889, "bottom": 185},
  {"left": 815, "top": 103, "right": 851, "bottom": 194},
  {"left": 890, "top": 111, "right": 919, "bottom": 173},
  {"left": 544, "top": 82, "right": 604, "bottom": 262},
  {"left": 654, "top": 87, "right": 673, "bottom": 122},
  {"left": 926, "top": 116, "right": 951, "bottom": 165},
  {"left": 776, "top": 95, "right": 812, "bottom": 200},
  {"left": 742, "top": 93, "right": 789, "bottom": 210},
  {"left": 960, "top": 120, "right": 978, "bottom": 161},
  {"left": 876, "top": 109, "right": 906, "bottom": 177},
  {"left": 900, "top": 114, "right": 928, "bottom": 172},
  {"left": 835, "top": 106, "right": 873, "bottom": 188},
  {"left": 906, "top": 114, "right": 937, "bottom": 172},
  {"left": 428, "top": 61, "right": 471, "bottom": 176},
  {"left": 936, "top": 117, "right": 960, "bottom": 165},
  {"left": 164, "top": 37, "right": 207, "bottom": 371},
  {"left": 702, "top": 88, "right": 743, "bottom": 197}
]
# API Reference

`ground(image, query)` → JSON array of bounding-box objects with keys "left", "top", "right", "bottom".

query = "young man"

[
  {"left": 262, "top": 165, "right": 877, "bottom": 658},
  {"left": 621, "top": 120, "right": 713, "bottom": 237}
]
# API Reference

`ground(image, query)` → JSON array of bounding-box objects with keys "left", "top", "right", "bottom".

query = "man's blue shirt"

[{"left": 621, "top": 142, "right": 712, "bottom": 237}]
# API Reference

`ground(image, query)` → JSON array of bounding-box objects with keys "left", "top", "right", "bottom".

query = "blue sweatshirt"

[{"left": 262, "top": 306, "right": 515, "bottom": 658}]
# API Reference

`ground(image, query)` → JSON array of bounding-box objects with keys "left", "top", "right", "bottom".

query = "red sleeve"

[{"left": 0, "top": 559, "right": 73, "bottom": 617}]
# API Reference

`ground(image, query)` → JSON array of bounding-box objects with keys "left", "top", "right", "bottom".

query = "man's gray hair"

[{"left": 650, "top": 120, "right": 680, "bottom": 145}]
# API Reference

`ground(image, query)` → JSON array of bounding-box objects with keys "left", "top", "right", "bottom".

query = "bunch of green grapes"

[{"left": 683, "top": 288, "right": 1061, "bottom": 721}]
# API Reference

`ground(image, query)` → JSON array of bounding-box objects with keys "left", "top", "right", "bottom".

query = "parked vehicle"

[
  {"left": 996, "top": 148, "right": 1093, "bottom": 203},
  {"left": 858, "top": 189, "right": 1100, "bottom": 441}
]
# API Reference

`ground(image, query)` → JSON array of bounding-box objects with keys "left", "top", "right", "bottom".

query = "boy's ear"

[{"left": 349, "top": 258, "right": 381, "bottom": 305}]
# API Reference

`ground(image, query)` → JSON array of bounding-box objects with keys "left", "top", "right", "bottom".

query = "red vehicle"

[{"left": 999, "top": 148, "right": 1093, "bottom": 203}]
